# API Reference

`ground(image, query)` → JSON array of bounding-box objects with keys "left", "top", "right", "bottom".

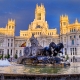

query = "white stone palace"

[
  {"left": 0, "top": 4, "right": 80, "bottom": 62},
  {"left": 60, "top": 15, "right": 80, "bottom": 62}
]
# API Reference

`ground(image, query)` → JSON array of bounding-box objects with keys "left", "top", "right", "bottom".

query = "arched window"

[
  {"left": 74, "top": 35, "right": 76, "bottom": 38},
  {"left": 74, "top": 28, "right": 75, "bottom": 32},
  {"left": 70, "top": 48, "right": 72, "bottom": 55},
  {"left": 40, "top": 32, "right": 41, "bottom": 35},
  {"left": 73, "top": 48, "right": 74, "bottom": 55},
  {"left": 70, "top": 36, "right": 72, "bottom": 39},
  {"left": 11, "top": 49, "right": 12, "bottom": 55},
  {"left": 50, "top": 33, "right": 51, "bottom": 35},
  {"left": 38, "top": 13, "right": 41, "bottom": 16},
  {"left": 37, "top": 13, "right": 41, "bottom": 20},
  {"left": 72, "top": 29, "right": 73, "bottom": 32},
  {"left": 72, "top": 40, "right": 74, "bottom": 45},
  {"left": 75, "top": 48, "right": 77, "bottom": 55}
]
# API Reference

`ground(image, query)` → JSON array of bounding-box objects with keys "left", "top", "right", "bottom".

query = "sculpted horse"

[
  {"left": 42, "top": 42, "right": 64, "bottom": 57},
  {"left": 52, "top": 43, "right": 64, "bottom": 56},
  {"left": 42, "top": 42, "right": 56, "bottom": 56},
  {"left": 41, "top": 42, "right": 64, "bottom": 64}
]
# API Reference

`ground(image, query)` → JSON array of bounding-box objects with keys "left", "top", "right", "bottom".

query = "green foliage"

[
  {"left": 66, "top": 54, "right": 69, "bottom": 60},
  {"left": 2, "top": 53, "right": 3, "bottom": 59},
  {"left": 7, "top": 53, "right": 10, "bottom": 59},
  {"left": 0, "top": 55, "right": 2, "bottom": 59},
  {"left": 14, "top": 54, "right": 18, "bottom": 59},
  {"left": 0, "top": 54, "right": 4, "bottom": 59},
  {"left": 4, "top": 53, "right": 10, "bottom": 59}
]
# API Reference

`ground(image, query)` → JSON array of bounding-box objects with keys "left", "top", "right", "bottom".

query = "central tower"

[
  {"left": 35, "top": 3, "right": 45, "bottom": 21},
  {"left": 27, "top": 3, "right": 48, "bottom": 30}
]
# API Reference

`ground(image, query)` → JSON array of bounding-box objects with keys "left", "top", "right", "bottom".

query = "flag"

[{"left": 20, "top": 42, "right": 26, "bottom": 47}]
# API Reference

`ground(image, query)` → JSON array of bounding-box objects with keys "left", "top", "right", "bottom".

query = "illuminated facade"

[
  {"left": 60, "top": 15, "right": 80, "bottom": 62},
  {"left": 0, "top": 19, "right": 27, "bottom": 58},
  {"left": 0, "top": 19, "right": 15, "bottom": 58},
  {"left": 0, "top": 4, "right": 79, "bottom": 62},
  {"left": 20, "top": 4, "right": 59, "bottom": 47}
]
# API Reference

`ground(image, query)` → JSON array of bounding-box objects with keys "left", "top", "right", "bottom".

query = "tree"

[
  {"left": 14, "top": 54, "right": 18, "bottom": 59},
  {"left": 5, "top": 53, "right": 10, "bottom": 59},
  {"left": 66, "top": 54, "right": 69, "bottom": 60},
  {"left": 7, "top": 53, "right": 10, "bottom": 59},
  {"left": 0, "top": 55, "right": 2, "bottom": 59},
  {"left": 2, "top": 53, "right": 3, "bottom": 60}
]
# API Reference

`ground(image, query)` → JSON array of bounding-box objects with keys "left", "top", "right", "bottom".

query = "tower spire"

[{"left": 35, "top": 3, "right": 45, "bottom": 21}]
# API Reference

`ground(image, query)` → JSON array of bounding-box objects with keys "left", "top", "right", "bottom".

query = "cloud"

[{"left": 0, "top": 0, "right": 79, "bottom": 35}]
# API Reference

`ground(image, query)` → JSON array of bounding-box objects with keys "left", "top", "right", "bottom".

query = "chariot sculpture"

[{"left": 17, "top": 34, "right": 70, "bottom": 66}]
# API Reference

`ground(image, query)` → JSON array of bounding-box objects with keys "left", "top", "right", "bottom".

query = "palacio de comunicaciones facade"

[{"left": 0, "top": 4, "right": 79, "bottom": 62}]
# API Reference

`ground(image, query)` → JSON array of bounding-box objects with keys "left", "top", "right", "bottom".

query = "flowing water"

[{"left": 0, "top": 62, "right": 79, "bottom": 75}]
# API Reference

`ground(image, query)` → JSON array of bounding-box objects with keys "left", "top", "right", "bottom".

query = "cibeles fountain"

[
  {"left": 0, "top": 59, "right": 11, "bottom": 67},
  {"left": 0, "top": 34, "right": 71, "bottom": 79},
  {"left": 17, "top": 34, "right": 70, "bottom": 67}
]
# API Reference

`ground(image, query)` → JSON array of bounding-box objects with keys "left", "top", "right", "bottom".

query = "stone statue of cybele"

[{"left": 30, "top": 33, "right": 39, "bottom": 47}]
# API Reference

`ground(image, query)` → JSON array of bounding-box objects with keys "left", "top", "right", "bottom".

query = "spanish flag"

[{"left": 20, "top": 42, "right": 26, "bottom": 47}]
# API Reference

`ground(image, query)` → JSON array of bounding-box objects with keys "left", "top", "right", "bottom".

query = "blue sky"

[{"left": 0, "top": 0, "right": 80, "bottom": 35}]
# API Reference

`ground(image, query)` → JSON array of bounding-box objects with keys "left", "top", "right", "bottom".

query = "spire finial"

[
  {"left": 75, "top": 18, "right": 78, "bottom": 23},
  {"left": 36, "top": 3, "right": 38, "bottom": 7}
]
